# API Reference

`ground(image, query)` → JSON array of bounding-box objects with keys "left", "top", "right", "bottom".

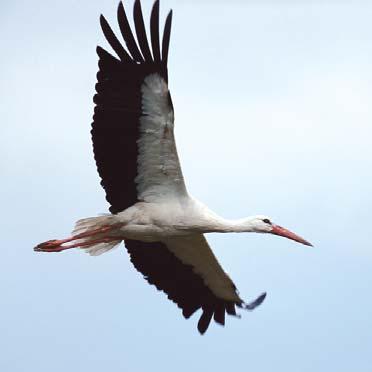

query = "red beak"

[{"left": 271, "top": 225, "right": 313, "bottom": 247}]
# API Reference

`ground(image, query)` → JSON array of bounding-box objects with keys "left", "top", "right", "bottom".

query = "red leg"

[
  {"left": 34, "top": 224, "right": 122, "bottom": 253},
  {"left": 34, "top": 236, "right": 121, "bottom": 253},
  {"left": 39, "top": 225, "right": 115, "bottom": 246}
]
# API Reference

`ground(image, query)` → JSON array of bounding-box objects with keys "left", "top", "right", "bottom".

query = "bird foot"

[{"left": 34, "top": 239, "right": 67, "bottom": 253}]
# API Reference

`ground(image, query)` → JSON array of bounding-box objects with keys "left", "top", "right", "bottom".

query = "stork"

[{"left": 35, "top": 0, "right": 312, "bottom": 334}]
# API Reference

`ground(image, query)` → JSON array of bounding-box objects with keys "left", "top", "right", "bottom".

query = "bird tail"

[{"left": 72, "top": 215, "right": 122, "bottom": 256}]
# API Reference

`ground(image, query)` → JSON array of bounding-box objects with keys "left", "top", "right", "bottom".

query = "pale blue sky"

[{"left": 2, "top": 1, "right": 372, "bottom": 371}]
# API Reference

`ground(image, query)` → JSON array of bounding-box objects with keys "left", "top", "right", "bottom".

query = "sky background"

[{"left": 2, "top": 0, "right": 372, "bottom": 371}]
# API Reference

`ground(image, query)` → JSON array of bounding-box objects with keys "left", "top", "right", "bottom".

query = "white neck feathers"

[{"left": 205, "top": 217, "right": 259, "bottom": 233}]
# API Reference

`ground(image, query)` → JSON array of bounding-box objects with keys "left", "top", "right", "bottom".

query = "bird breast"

[{"left": 114, "top": 200, "right": 204, "bottom": 241}]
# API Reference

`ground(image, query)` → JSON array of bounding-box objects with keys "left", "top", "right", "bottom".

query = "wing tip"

[
  {"left": 117, "top": 1, "right": 124, "bottom": 16},
  {"left": 240, "top": 292, "right": 267, "bottom": 311},
  {"left": 161, "top": 9, "right": 173, "bottom": 64},
  {"left": 133, "top": 0, "right": 153, "bottom": 62},
  {"left": 197, "top": 308, "right": 213, "bottom": 335},
  {"left": 99, "top": 13, "right": 107, "bottom": 26},
  {"left": 197, "top": 293, "right": 266, "bottom": 334},
  {"left": 167, "top": 9, "right": 173, "bottom": 27},
  {"left": 150, "top": 0, "right": 161, "bottom": 63},
  {"left": 213, "top": 305, "right": 226, "bottom": 327},
  {"left": 96, "top": 45, "right": 103, "bottom": 55},
  {"left": 110, "top": 0, "right": 172, "bottom": 66}
]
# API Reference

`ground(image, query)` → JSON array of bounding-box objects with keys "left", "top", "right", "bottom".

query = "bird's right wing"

[
  {"left": 92, "top": 0, "right": 187, "bottom": 214},
  {"left": 125, "top": 234, "right": 266, "bottom": 334}
]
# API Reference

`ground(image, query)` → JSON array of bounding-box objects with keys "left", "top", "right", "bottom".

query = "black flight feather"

[
  {"left": 182, "top": 304, "right": 200, "bottom": 319},
  {"left": 198, "top": 307, "right": 214, "bottom": 335},
  {"left": 226, "top": 303, "right": 237, "bottom": 316},
  {"left": 133, "top": 0, "right": 153, "bottom": 61},
  {"left": 100, "top": 14, "right": 131, "bottom": 62},
  {"left": 96, "top": 45, "right": 120, "bottom": 64},
  {"left": 150, "top": 0, "right": 161, "bottom": 63},
  {"left": 161, "top": 10, "right": 172, "bottom": 66},
  {"left": 117, "top": 1, "right": 144, "bottom": 62},
  {"left": 213, "top": 303, "right": 226, "bottom": 326},
  {"left": 125, "top": 239, "right": 255, "bottom": 334}
]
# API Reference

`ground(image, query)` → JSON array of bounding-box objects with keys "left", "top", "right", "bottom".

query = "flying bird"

[{"left": 35, "top": 0, "right": 312, "bottom": 334}]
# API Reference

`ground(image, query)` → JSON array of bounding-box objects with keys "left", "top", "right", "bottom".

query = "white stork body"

[{"left": 35, "top": 0, "right": 311, "bottom": 334}]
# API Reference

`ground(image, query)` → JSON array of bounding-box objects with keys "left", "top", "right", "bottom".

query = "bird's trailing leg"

[
  {"left": 34, "top": 224, "right": 122, "bottom": 253},
  {"left": 34, "top": 237, "right": 122, "bottom": 253}
]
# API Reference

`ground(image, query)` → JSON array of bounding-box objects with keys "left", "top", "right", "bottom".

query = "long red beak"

[{"left": 271, "top": 225, "right": 313, "bottom": 246}]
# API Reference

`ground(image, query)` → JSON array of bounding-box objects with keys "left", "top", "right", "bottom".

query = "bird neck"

[{"left": 209, "top": 217, "right": 258, "bottom": 233}]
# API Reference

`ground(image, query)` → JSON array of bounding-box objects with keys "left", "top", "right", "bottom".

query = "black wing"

[
  {"left": 126, "top": 237, "right": 266, "bottom": 334},
  {"left": 92, "top": 0, "right": 172, "bottom": 214}
]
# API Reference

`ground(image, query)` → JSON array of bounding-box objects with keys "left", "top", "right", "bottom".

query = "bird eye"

[{"left": 262, "top": 219, "right": 272, "bottom": 225}]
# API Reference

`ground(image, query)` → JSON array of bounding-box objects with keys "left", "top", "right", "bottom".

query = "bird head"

[{"left": 249, "top": 215, "right": 313, "bottom": 246}]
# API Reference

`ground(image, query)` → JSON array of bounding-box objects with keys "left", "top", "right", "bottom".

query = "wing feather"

[
  {"left": 125, "top": 235, "right": 265, "bottom": 334},
  {"left": 198, "top": 306, "right": 214, "bottom": 335},
  {"left": 150, "top": 0, "right": 161, "bottom": 63},
  {"left": 99, "top": 15, "right": 131, "bottom": 62},
  {"left": 161, "top": 10, "right": 172, "bottom": 66},
  {"left": 117, "top": 2, "right": 144, "bottom": 62},
  {"left": 93, "top": 0, "right": 179, "bottom": 213},
  {"left": 133, "top": 0, "right": 153, "bottom": 61},
  {"left": 213, "top": 304, "right": 226, "bottom": 326}
]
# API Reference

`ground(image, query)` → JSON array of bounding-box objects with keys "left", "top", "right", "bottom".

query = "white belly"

[
  {"left": 113, "top": 199, "right": 219, "bottom": 242},
  {"left": 119, "top": 223, "right": 192, "bottom": 242}
]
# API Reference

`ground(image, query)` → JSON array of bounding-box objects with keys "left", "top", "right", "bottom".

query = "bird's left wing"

[
  {"left": 125, "top": 235, "right": 266, "bottom": 334},
  {"left": 92, "top": 0, "right": 187, "bottom": 214}
]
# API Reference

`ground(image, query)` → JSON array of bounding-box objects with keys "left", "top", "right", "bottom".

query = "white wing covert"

[{"left": 137, "top": 73, "right": 187, "bottom": 202}]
